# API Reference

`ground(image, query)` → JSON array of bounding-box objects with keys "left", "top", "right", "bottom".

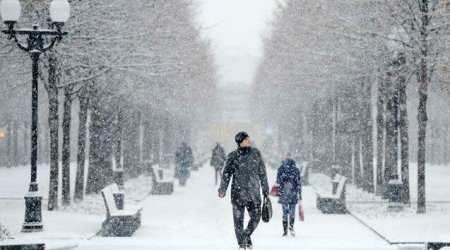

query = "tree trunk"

[
  {"left": 61, "top": 86, "right": 73, "bottom": 206},
  {"left": 354, "top": 137, "right": 362, "bottom": 188},
  {"left": 293, "top": 111, "right": 302, "bottom": 156},
  {"left": 161, "top": 117, "right": 174, "bottom": 168},
  {"left": 150, "top": 117, "right": 159, "bottom": 166},
  {"left": 338, "top": 94, "right": 353, "bottom": 179},
  {"left": 153, "top": 126, "right": 161, "bottom": 165},
  {"left": 417, "top": 0, "right": 429, "bottom": 214},
  {"left": 12, "top": 121, "right": 18, "bottom": 166},
  {"left": 376, "top": 77, "right": 386, "bottom": 194},
  {"left": 86, "top": 98, "right": 102, "bottom": 194},
  {"left": 362, "top": 81, "right": 374, "bottom": 193},
  {"left": 74, "top": 91, "right": 89, "bottom": 202},
  {"left": 0, "top": 132, "right": 4, "bottom": 167},
  {"left": 6, "top": 122, "right": 12, "bottom": 167},
  {"left": 351, "top": 139, "right": 355, "bottom": 183},
  {"left": 142, "top": 121, "right": 148, "bottom": 165},
  {"left": 445, "top": 126, "right": 450, "bottom": 164},
  {"left": 442, "top": 126, "right": 447, "bottom": 165},
  {"left": 303, "top": 113, "right": 311, "bottom": 161},
  {"left": 116, "top": 110, "right": 123, "bottom": 169},
  {"left": 86, "top": 94, "right": 114, "bottom": 194},
  {"left": 384, "top": 72, "right": 399, "bottom": 197},
  {"left": 0, "top": 128, "right": 4, "bottom": 167},
  {"left": 398, "top": 68, "right": 410, "bottom": 204},
  {"left": 332, "top": 98, "right": 337, "bottom": 164},
  {"left": 417, "top": 76, "right": 428, "bottom": 213},
  {"left": 138, "top": 112, "right": 144, "bottom": 173},
  {"left": 123, "top": 110, "right": 141, "bottom": 177},
  {"left": 47, "top": 54, "right": 60, "bottom": 211}
]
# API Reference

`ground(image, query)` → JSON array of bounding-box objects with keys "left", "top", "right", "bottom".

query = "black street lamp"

[{"left": 0, "top": 0, "right": 70, "bottom": 232}]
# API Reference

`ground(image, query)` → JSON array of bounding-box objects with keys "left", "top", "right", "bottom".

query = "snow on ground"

[
  {"left": 1, "top": 161, "right": 445, "bottom": 249},
  {"left": 75, "top": 165, "right": 397, "bottom": 250},
  {"left": 310, "top": 163, "right": 450, "bottom": 244},
  {"left": 0, "top": 163, "right": 103, "bottom": 245},
  {"left": 0, "top": 163, "right": 152, "bottom": 248}
]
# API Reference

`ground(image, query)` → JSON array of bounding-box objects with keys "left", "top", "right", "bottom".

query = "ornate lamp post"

[{"left": 0, "top": 0, "right": 70, "bottom": 232}]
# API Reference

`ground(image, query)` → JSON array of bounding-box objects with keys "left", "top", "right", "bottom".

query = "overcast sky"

[{"left": 195, "top": 0, "right": 278, "bottom": 87}]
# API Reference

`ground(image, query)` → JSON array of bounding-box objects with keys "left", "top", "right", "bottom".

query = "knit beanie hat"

[{"left": 235, "top": 131, "right": 249, "bottom": 145}]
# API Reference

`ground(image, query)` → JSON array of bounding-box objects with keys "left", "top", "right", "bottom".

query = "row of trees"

[
  {"left": 252, "top": 0, "right": 450, "bottom": 213},
  {"left": 0, "top": 1, "right": 217, "bottom": 210}
]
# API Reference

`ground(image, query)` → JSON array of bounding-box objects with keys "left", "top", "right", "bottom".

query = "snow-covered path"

[{"left": 76, "top": 166, "right": 395, "bottom": 250}]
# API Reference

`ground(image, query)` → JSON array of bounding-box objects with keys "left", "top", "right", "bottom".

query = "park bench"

[
  {"left": 101, "top": 184, "right": 142, "bottom": 236},
  {"left": 316, "top": 174, "right": 347, "bottom": 214},
  {"left": 0, "top": 243, "right": 45, "bottom": 250},
  {"left": 150, "top": 164, "right": 174, "bottom": 195}
]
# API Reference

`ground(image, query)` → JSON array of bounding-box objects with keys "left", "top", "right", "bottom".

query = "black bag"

[{"left": 261, "top": 196, "right": 272, "bottom": 223}]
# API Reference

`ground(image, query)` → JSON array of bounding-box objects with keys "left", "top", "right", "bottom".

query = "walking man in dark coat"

[
  {"left": 175, "top": 142, "right": 194, "bottom": 186},
  {"left": 218, "top": 131, "right": 270, "bottom": 250},
  {"left": 211, "top": 142, "right": 226, "bottom": 185}
]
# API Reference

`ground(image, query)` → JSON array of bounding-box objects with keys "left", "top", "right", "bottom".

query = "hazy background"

[
  {"left": 196, "top": 0, "right": 278, "bottom": 87},
  {"left": 194, "top": 0, "right": 278, "bottom": 150}
]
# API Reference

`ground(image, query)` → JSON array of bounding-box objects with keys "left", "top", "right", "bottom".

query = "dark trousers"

[
  {"left": 178, "top": 169, "right": 189, "bottom": 186},
  {"left": 281, "top": 204, "right": 295, "bottom": 221},
  {"left": 232, "top": 201, "right": 261, "bottom": 247}
]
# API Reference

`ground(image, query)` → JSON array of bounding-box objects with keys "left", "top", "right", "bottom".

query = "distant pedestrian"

[
  {"left": 211, "top": 142, "right": 227, "bottom": 185},
  {"left": 175, "top": 142, "right": 194, "bottom": 186},
  {"left": 219, "top": 131, "right": 270, "bottom": 250},
  {"left": 276, "top": 152, "right": 302, "bottom": 236}
]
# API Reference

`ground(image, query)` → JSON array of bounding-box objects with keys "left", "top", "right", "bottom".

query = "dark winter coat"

[
  {"left": 219, "top": 147, "right": 270, "bottom": 205},
  {"left": 276, "top": 159, "right": 302, "bottom": 205},
  {"left": 211, "top": 144, "right": 226, "bottom": 170},
  {"left": 175, "top": 144, "right": 194, "bottom": 172}
]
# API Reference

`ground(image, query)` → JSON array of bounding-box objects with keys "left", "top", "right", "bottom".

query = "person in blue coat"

[{"left": 276, "top": 152, "right": 302, "bottom": 236}]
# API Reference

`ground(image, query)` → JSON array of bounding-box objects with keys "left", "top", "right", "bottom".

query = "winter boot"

[
  {"left": 289, "top": 217, "right": 295, "bottom": 236},
  {"left": 282, "top": 220, "right": 288, "bottom": 236}
]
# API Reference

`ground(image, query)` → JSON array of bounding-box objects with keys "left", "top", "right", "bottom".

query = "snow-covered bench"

[
  {"left": 316, "top": 174, "right": 347, "bottom": 214},
  {"left": 0, "top": 243, "right": 45, "bottom": 249},
  {"left": 101, "top": 184, "right": 142, "bottom": 236},
  {"left": 150, "top": 164, "right": 174, "bottom": 195}
]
